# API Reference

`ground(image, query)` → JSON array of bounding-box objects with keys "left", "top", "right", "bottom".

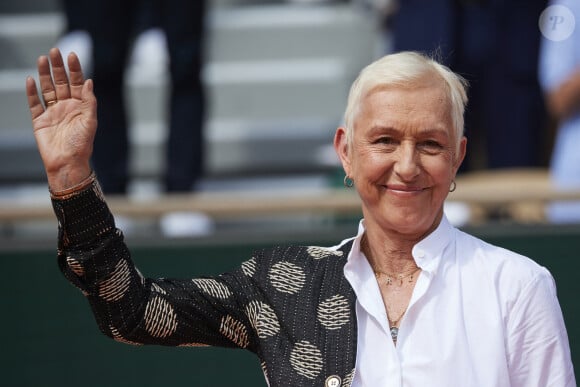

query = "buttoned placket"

[{"left": 344, "top": 218, "right": 451, "bottom": 387}]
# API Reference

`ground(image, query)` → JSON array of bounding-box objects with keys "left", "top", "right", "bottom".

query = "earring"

[
  {"left": 343, "top": 175, "right": 354, "bottom": 188},
  {"left": 449, "top": 180, "right": 457, "bottom": 192}
]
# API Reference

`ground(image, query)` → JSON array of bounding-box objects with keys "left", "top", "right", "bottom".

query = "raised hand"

[{"left": 25, "top": 47, "right": 97, "bottom": 192}]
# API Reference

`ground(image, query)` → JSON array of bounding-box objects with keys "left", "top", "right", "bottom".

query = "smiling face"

[{"left": 335, "top": 78, "right": 466, "bottom": 240}]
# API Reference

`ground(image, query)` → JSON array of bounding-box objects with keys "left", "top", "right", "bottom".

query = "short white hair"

[{"left": 344, "top": 51, "right": 468, "bottom": 150}]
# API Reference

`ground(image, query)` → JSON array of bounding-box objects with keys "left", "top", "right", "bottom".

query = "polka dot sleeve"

[{"left": 51, "top": 179, "right": 359, "bottom": 385}]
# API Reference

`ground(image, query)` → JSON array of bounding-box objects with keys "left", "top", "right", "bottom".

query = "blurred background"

[
  {"left": 0, "top": 0, "right": 380, "bottom": 242},
  {"left": 0, "top": 0, "right": 578, "bottom": 385}
]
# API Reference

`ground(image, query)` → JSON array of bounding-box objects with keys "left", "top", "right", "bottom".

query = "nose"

[{"left": 393, "top": 142, "right": 420, "bottom": 181}]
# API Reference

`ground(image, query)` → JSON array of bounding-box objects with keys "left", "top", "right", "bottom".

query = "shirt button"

[
  {"left": 325, "top": 375, "right": 342, "bottom": 387},
  {"left": 415, "top": 249, "right": 426, "bottom": 259}
]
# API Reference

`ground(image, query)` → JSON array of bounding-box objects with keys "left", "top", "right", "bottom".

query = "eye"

[
  {"left": 375, "top": 137, "right": 397, "bottom": 145},
  {"left": 418, "top": 140, "right": 444, "bottom": 153},
  {"left": 423, "top": 140, "right": 442, "bottom": 148}
]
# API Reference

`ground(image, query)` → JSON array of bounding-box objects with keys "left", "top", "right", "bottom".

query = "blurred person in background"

[
  {"left": 371, "top": 0, "right": 548, "bottom": 171},
  {"left": 58, "top": 0, "right": 93, "bottom": 73},
  {"left": 539, "top": 0, "right": 580, "bottom": 223},
  {"left": 61, "top": 0, "right": 207, "bottom": 195},
  {"left": 25, "top": 49, "right": 575, "bottom": 386}
]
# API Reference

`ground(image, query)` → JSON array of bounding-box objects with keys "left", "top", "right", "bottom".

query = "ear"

[
  {"left": 334, "top": 126, "right": 352, "bottom": 176},
  {"left": 452, "top": 136, "right": 467, "bottom": 174}
]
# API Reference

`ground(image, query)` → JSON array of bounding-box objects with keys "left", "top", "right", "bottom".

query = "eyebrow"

[
  {"left": 418, "top": 128, "right": 450, "bottom": 138},
  {"left": 368, "top": 125, "right": 450, "bottom": 138}
]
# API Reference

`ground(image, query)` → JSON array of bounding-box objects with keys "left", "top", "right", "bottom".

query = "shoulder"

[
  {"left": 454, "top": 228, "right": 554, "bottom": 289},
  {"left": 452, "top": 229, "right": 559, "bottom": 326},
  {"left": 239, "top": 241, "right": 355, "bottom": 292},
  {"left": 252, "top": 241, "right": 353, "bottom": 267}
]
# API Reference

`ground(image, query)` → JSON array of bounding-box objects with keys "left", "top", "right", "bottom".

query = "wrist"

[{"left": 49, "top": 169, "right": 96, "bottom": 199}]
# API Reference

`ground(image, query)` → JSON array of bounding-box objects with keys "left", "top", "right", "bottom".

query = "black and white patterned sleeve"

[{"left": 51, "top": 179, "right": 262, "bottom": 352}]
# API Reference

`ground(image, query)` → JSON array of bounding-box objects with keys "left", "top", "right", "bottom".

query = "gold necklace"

[
  {"left": 375, "top": 268, "right": 419, "bottom": 344},
  {"left": 374, "top": 267, "right": 421, "bottom": 286},
  {"left": 386, "top": 305, "right": 409, "bottom": 344},
  {"left": 361, "top": 234, "right": 419, "bottom": 344},
  {"left": 361, "top": 234, "right": 420, "bottom": 286}
]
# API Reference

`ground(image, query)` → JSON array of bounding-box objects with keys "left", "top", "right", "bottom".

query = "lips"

[
  {"left": 387, "top": 184, "right": 424, "bottom": 192},
  {"left": 385, "top": 184, "right": 426, "bottom": 195}
]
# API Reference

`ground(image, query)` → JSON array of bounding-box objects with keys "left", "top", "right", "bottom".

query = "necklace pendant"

[{"left": 390, "top": 326, "right": 399, "bottom": 343}]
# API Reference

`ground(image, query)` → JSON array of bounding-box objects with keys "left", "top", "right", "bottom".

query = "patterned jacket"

[{"left": 53, "top": 181, "right": 358, "bottom": 387}]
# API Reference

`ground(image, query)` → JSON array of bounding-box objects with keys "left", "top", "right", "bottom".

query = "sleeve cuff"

[{"left": 51, "top": 178, "right": 116, "bottom": 249}]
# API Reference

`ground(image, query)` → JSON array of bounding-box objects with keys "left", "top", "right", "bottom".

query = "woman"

[{"left": 26, "top": 48, "right": 575, "bottom": 386}]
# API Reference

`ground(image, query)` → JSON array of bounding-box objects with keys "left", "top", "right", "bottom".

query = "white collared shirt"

[{"left": 338, "top": 216, "right": 576, "bottom": 387}]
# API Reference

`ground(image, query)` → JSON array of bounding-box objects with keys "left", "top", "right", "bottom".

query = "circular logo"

[{"left": 539, "top": 5, "right": 576, "bottom": 41}]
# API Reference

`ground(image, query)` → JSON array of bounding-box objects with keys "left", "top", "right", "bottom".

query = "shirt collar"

[
  {"left": 343, "top": 215, "right": 456, "bottom": 323},
  {"left": 412, "top": 215, "right": 455, "bottom": 273},
  {"left": 346, "top": 215, "right": 455, "bottom": 276}
]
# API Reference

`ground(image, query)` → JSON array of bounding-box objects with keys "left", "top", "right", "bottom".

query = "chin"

[
  {"left": 385, "top": 213, "right": 437, "bottom": 236},
  {"left": 393, "top": 222, "right": 430, "bottom": 237}
]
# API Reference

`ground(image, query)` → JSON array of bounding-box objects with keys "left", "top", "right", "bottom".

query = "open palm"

[{"left": 25, "top": 48, "right": 97, "bottom": 190}]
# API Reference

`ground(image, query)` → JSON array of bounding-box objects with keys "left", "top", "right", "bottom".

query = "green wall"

[{"left": 1, "top": 225, "right": 578, "bottom": 386}]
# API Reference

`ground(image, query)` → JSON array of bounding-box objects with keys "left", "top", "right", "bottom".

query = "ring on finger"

[{"left": 46, "top": 100, "right": 57, "bottom": 107}]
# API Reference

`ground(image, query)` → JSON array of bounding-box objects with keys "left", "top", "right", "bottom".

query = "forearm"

[
  {"left": 52, "top": 178, "right": 150, "bottom": 341},
  {"left": 546, "top": 68, "right": 580, "bottom": 120}
]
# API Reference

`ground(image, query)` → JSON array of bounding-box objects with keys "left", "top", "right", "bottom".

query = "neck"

[
  {"left": 361, "top": 232, "right": 418, "bottom": 275},
  {"left": 360, "top": 211, "right": 443, "bottom": 273}
]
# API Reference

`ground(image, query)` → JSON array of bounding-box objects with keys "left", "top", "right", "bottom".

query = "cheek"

[
  {"left": 355, "top": 151, "right": 394, "bottom": 179},
  {"left": 350, "top": 146, "right": 375, "bottom": 168},
  {"left": 422, "top": 156, "right": 455, "bottom": 182}
]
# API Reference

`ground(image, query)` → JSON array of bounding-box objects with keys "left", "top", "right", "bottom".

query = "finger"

[
  {"left": 26, "top": 76, "right": 45, "bottom": 121},
  {"left": 37, "top": 55, "right": 57, "bottom": 107},
  {"left": 48, "top": 47, "right": 71, "bottom": 101},
  {"left": 67, "top": 52, "right": 85, "bottom": 100},
  {"left": 82, "top": 79, "right": 98, "bottom": 123}
]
